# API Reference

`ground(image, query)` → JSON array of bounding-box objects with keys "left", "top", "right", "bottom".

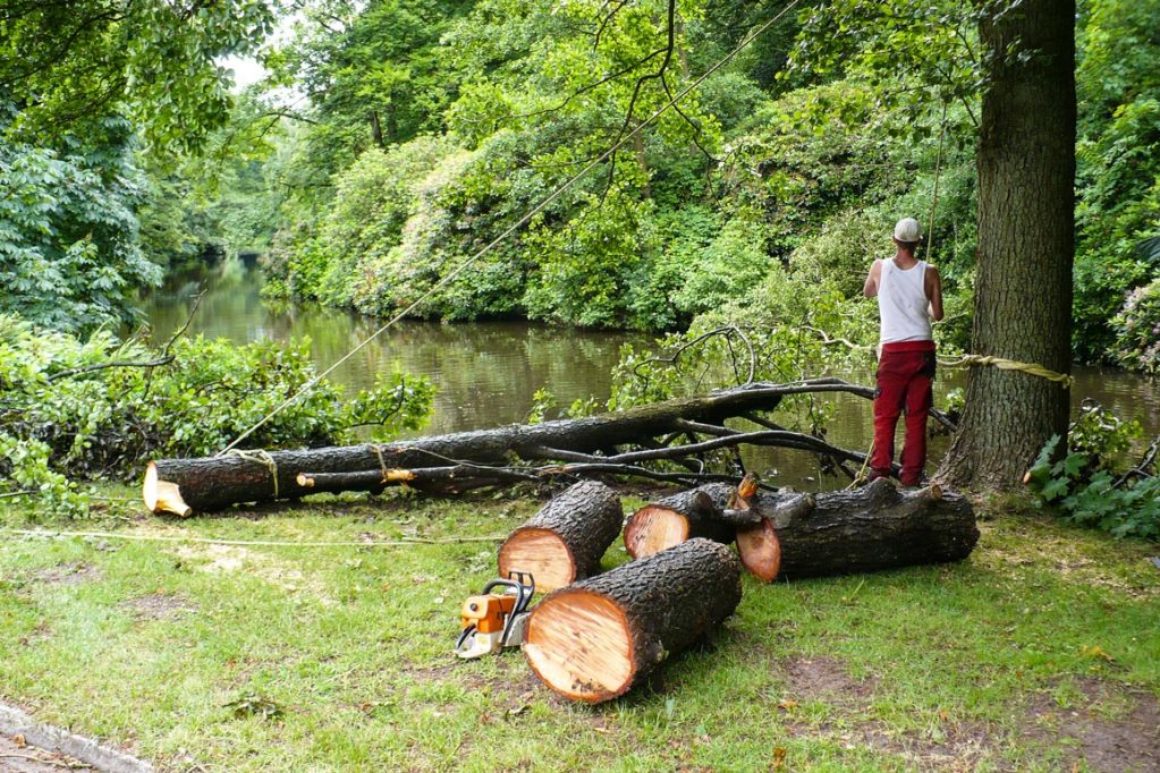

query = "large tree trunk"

[
  {"left": 523, "top": 538, "right": 741, "bottom": 703},
  {"left": 939, "top": 0, "right": 1075, "bottom": 489},
  {"left": 143, "top": 379, "right": 880, "bottom": 515},
  {"left": 739, "top": 478, "right": 978, "bottom": 580},
  {"left": 497, "top": 481, "right": 624, "bottom": 593}
]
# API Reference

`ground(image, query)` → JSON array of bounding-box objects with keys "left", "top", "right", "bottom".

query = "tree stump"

[
  {"left": 497, "top": 481, "right": 624, "bottom": 593},
  {"left": 523, "top": 538, "right": 742, "bottom": 703}
]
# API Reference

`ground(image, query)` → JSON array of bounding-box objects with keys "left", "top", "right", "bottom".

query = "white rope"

[
  {"left": 2, "top": 528, "right": 506, "bottom": 548},
  {"left": 217, "top": 0, "right": 805, "bottom": 456}
]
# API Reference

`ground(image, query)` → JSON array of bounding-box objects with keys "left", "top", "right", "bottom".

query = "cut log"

[
  {"left": 142, "top": 378, "right": 889, "bottom": 514},
  {"left": 740, "top": 478, "right": 978, "bottom": 580},
  {"left": 524, "top": 538, "right": 742, "bottom": 703},
  {"left": 623, "top": 483, "right": 755, "bottom": 559},
  {"left": 497, "top": 481, "right": 624, "bottom": 593},
  {"left": 623, "top": 474, "right": 764, "bottom": 559}
]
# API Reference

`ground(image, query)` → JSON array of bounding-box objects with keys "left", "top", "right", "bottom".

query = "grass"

[{"left": 1, "top": 485, "right": 1158, "bottom": 771}]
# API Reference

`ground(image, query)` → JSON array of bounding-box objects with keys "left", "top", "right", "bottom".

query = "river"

[{"left": 143, "top": 267, "right": 1159, "bottom": 491}]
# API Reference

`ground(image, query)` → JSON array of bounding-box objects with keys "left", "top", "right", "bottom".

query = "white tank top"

[{"left": 878, "top": 258, "right": 932, "bottom": 343}]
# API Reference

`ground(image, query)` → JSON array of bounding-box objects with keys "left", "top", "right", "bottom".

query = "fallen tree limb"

[{"left": 143, "top": 378, "right": 921, "bottom": 515}]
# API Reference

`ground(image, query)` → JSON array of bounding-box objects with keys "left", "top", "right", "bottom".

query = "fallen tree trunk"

[
  {"left": 524, "top": 538, "right": 742, "bottom": 703},
  {"left": 143, "top": 378, "right": 887, "bottom": 515},
  {"left": 623, "top": 482, "right": 760, "bottom": 559},
  {"left": 497, "top": 481, "right": 624, "bottom": 592},
  {"left": 740, "top": 478, "right": 979, "bottom": 580}
]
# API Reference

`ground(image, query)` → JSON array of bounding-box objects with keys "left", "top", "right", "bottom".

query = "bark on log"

[
  {"left": 741, "top": 478, "right": 978, "bottom": 580},
  {"left": 142, "top": 379, "right": 874, "bottom": 515},
  {"left": 524, "top": 538, "right": 742, "bottom": 703},
  {"left": 623, "top": 483, "right": 759, "bottom": 559},
  {"left": 497, "top": 481, "right": 624, "bottom": 593}
]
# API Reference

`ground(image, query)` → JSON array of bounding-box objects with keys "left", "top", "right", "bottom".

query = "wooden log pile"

[{"left": 495, "top": 477, "right": 979, "bottom": 703}]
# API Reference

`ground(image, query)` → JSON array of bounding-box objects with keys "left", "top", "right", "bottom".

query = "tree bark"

[
  {"left": 523, "top": 538, "right": 741, "bottom": 703},
  {"left": 143, "top": 379, "right": 877, "bottom": 515},
  {"left": 939, "top": 0, "right": 1075, "bottom": 489},
  {"left": 743, "top": 478, "right": 978, "bottom": 580},
  {"left": 497, "top": 481, "right": 624, "bottom": 593}
]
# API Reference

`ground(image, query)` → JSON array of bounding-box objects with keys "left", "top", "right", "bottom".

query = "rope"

[
  {"left": 225, "top": 449, "right": 279, "bottom": 497},
  {"left": 2, "top": 528, "right": 507, "bottom": 548},
  {"left": 923, "top": 101, "right": 948, "bottom": 264},
  {"left": 216, "top": 0, "right": 805, "bottom": 457},
  {"left": 939, "top": 354, "right": 1074, "bottom": 387},
  {"left": 372, "top": 444, "right": 389, "bottom": 482}
]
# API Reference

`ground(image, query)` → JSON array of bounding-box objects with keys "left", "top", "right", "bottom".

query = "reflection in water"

[
  {"left": 144, "top": 270, "right": 650, "bottom": 437},
  {"left": 144, "top": 269, "right": 1159, "bottom": 491}
]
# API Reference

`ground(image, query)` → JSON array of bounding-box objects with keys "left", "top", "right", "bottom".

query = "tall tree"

[{"left": 939, "top": 0, "right": 1076, "bottom": 488}]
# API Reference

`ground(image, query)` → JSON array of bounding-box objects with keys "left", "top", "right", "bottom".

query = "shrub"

[
  {"left": 1026, "top": 402, "right": 1157, "bottom": 540},
  {"left": 1111, "top": 278, "right": 1160, "bottom": 374},
  {"left": 0, "top": 314, "right": 434, "bottom": 518}
]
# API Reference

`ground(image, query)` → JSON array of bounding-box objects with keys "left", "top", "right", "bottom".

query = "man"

[{"left": 862, "top": 217, "right": 944, "bottom": 486}]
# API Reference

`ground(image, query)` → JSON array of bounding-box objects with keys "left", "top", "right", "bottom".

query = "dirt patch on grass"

[
  {"left": 1025, "top": 678, "right": 1160, "bottom": 772},
  {"left": 0, "top": 733, "right": 96, "bottom": 772},
  {"left": 781, "top": 655, "right": 878, "bottom": 702},
  {"left": 172, "top": 543, "right": 335, "bottom": 604},
  {"left": 31, "top": 562, "right": 101, "bottom": 586},
  {"left": 121, "top": 592, "right": 197, "bottom": 621}
]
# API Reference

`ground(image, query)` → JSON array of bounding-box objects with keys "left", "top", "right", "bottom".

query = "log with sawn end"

[
  {"left": 497, "top": 480, "right": 623, "bottom": 593},
  {"left": 623, "top": 482, "right": 761, "bottom": 559},
  {"left": 523, "top": 538, "right": 742, "bottom": 703},
  {"left": 739, "top": 478, "right": 978, "bottom": 581}
]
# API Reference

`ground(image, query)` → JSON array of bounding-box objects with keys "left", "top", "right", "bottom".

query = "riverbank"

[
  {"left": 142, "top": 268, "right": 1160, "bottom": 493},
  {"left": 1, "top": 488, "right": 1157, "bottom": 770}
]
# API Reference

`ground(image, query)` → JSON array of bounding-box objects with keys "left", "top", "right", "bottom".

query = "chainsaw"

[{"left": 453, "top": 572, "right": 535, "bottom": 659}]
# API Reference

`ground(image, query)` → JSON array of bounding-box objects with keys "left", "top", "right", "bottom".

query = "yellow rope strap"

[
  {"left": 939, "top": 354, "right": 1074, "bottom": 388},
  {"left": 225, "top": 449, "right": 279, "bottom": 497}
]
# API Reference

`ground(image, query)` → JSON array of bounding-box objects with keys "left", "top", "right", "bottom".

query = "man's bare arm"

[
  {"left": 926, "top": 266, "right": 944, "bottom": 321},
  {"left": 863, "top": 260, "right": 881, "bottom": 298}
]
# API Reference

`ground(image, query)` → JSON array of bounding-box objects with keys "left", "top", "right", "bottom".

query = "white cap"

[{"left": 893, "top": 218, "right": 923, "bottom": 243}]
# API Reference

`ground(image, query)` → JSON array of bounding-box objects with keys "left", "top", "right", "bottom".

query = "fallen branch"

[{"left": 144, "top": 378, "right": 907, "bottom": 515}]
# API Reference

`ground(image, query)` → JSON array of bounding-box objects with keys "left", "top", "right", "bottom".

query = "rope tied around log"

[
  {"left": 225, "top": 449, "right": 280, "bottom": 497},
  {"left": 939, "top": 354, "right": 1074, "bottom": 388},
  {"left": 372, "top": 444, "right": 389, "bottom": 482}
]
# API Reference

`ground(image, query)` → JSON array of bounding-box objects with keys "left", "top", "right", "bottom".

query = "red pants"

[{"left": 871, "top": 340, "right": 936, "bottom": 486}]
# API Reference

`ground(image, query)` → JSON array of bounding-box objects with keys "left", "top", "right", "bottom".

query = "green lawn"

[{"left": 1, "top": 487, "right": 1157, "bottom": 771}]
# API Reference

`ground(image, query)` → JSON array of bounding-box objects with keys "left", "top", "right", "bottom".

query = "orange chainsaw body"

[{"left": 460, "top": 593, "right": 517, "bottom": 634}]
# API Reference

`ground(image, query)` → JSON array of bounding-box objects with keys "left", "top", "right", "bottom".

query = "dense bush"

[
  {"left": 1026, "top": 402, "right": 1157, "bottom": 539},
  {"left": 0, "top": 108, "right": 161, "bottom": 333},
  {"left": 1111, "top": 278, "right": 1160, "bottom": 374},
  {"left": 0, "top": 315, "right": 434, "bottom": 517}
]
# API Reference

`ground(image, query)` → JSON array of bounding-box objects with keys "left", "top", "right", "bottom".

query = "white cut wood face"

[
  {"left": 626, "top": 508, "right": 689, "bottom": 558},
  {"left": 525, "top": 590, "right": 633, "bottom": 702},
  {"left": 498, "top": 528, "right": 574, "bottom": 592}
]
